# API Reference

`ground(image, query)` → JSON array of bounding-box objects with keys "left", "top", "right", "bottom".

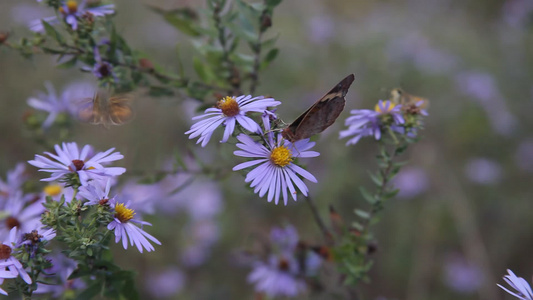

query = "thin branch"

[{"left": 304, "top": 195, "right": 331, "bottom": 242}]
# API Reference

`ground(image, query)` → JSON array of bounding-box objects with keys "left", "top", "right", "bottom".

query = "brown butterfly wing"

[
  {"left": 106, "top": 95, "right": 134, "bottom": 125},
  {"left": 282, "top": 74, "right": 354, "bottom": 142}
]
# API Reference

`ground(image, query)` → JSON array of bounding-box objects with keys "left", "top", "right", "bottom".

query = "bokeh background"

[{"left": 1, "top": 0, "right": 533, "bottom": 299}]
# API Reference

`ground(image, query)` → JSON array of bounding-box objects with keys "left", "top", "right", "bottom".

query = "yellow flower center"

[
  {"left": 66, "top": 0, "right": 78, "bottom": 13},
  {"left": 115, "top": 203, "right": 135, "bottom": 222},
  {"left": 270, "top": 146, "right": 293, "bottom": 167},
  {"left": 374, "top": 102, "right": 396, "bottom": 114},
  {"left": 217, "top": 96, "right": 240, "bottom": 117},
  {"left": 44, "top": 184, "right": 62, "bottom": 197}
]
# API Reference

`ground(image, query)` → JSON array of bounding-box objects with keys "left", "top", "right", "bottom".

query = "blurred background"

[{"left": 1, "top": 0, "right": 533, "bottom": 299}]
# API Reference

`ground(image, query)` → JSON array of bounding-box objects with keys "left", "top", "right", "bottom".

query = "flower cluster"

[
  {"left": 247, "top": 225, "right": 323, "bottom": 298},
  {"left": 340, "top": 99, "right": 427, "bottom": 146},
  {"left": 186, "top": 95, "right": 319, "bottom": 205}
]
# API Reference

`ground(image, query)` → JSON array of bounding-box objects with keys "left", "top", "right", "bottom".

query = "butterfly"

[
  {"left": 281, "top": 74, "right": 355, "bottom": 143},
  {"left": 390, "top": 88, "right": 429, "bottom": 110},
  {"left": 77, "top": 89, "right": 134, "bottom": 127}
]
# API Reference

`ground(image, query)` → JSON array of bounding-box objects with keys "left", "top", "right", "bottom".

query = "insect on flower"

[
  {"left": 77, "top": 89, "right": 135, "bottom": 127},
  {"left": 281, "top": 74, "right": 355, "bottom": 143}
]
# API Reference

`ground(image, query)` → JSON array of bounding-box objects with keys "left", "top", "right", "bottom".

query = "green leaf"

[
  {"left": 148, "top": 6, "right": 201, "bottom": 36},
  {"left": 354, "top": 209, "right": 370, "bottom": 219},
  {"left": 193, "top": 56, "right": 215, "bottom": 82},
  {"left": 369, "top": 172, "right": 383, "bottom": 187},
  {"left": 56, "top": 56, "right": 77, "bottom": 69},
  {"left": 359, "top": 187, "right": 376, "bottom": 204},
  {"left": 261, "top": 48, "right": 278, "bottom": 68},
  {"left": 42, "top": 20, "right": 64, "bottom": 44},
  {"left": 266, "top": 0, "right": 283, "bottom": 8}
]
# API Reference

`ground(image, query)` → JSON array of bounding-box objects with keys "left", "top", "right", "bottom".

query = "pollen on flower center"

[
  {"left": 0, "top": 244, "right": 12, "bottom": 260},
  {"left": 44, "top": 184, "right": 62, "bottom": 197},
  {"left": 115, "top": 203, "right": 135, "bottom": 222},
  {"left": 217, "top": 96, "right": 240, "bottom": 117},
  {"left": 270, "top": 146, "right": 293, "bottom": 167},
  {"left": 71, "top": 159, "right": 85, "bottom": 171},
  {"left": 5, "top": 217, "right": 20, "bottom": 230},
  {"left": 66, "top": 0, "right": 78, "bottom": 13},
  {"left": 375, "top": 102, "right": 396, "bottom": 114}
]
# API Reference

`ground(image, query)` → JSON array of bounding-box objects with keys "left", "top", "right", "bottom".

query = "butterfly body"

[
  {"left": 282, "top": 74, "right": 355, "bottom": 143},
  {"left": 78, "top": 90, "right": 134, "bottom": 127},
  {"left": 390, "top": 88, "right": 428, "bottom": 109}
]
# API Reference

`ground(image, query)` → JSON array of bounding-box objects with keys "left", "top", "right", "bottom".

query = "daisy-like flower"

[
  {"left": 78, "top": 179, "right": 113, "bottom": 206},
  {"left": 233, "top": 132, "right": 319, "bottom": 205},
  {"left": 339, "top": 100, "right": 404, "bottom": 146},
  {"left": 0, "top": 192, "right": 44, "bottom": 238},
  {"left": 107, "top": 200, "right": 161, "bottom": 253},
  {"left": 185, "top": 95, "right": 281, "bottom": 147},
  {"left": 27, "top": 81, "right": 94, "bottom": 128},
  {"left": 248, "top": 253, "right": 307, "bottom": 298},
  {"left": 0, "top": 228, "right": 32, "bottom": 289},
  {"left": 30, "top": 0, "right": 115, "bottom": 32},
  {"left": 498, "top": 269, "right": 533, "bottom": 300},
  {"left": 28, "top": 142, "right": 126, "bottom": 186}
]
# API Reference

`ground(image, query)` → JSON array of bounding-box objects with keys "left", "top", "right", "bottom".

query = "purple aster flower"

[
  {"left": 248, "top": 253, "right": 307, "bottom": 298},
  {"left": 233, "top": 131, "right": 319, "bottom": 205},
  {"left": 30, "top": 0, "right": 115, "bottom": 32},
  {"left": 78, "top": 179, "right": 113, "bottom": 206},
  {"left": 270, "top": 225, "right": 299, "bottom": 251},
  {"left": 392, "top": 166, "right": 429, "bottom": 199},
  {"left": 498, "top": 269, "right": 533, "bottom": 300},
  {"left": 89, "top": 45, "right": 116, "bottom": 80},
  {"left": 464, "top": 158, "right": 502, "bottom": 185},
  {"left": 27, "top": 81, "right": 94, "bottom": 128},
  {"left": 186, "top": 95, "right": 281, "bottom": 147},
  {"left": 107, "top": 200, "right": 161, "bottom": 253},
  {"left": 0, "top": 192, "right": 44, "bottom": 238},
  {"left": 340, "top": 100, "right": 404, "bottom": 146},
  {"left": 28, "top": 142, "right": 126, "bottom": 186},
  {"left": 145, "top": 267, "right": 185, "bottom": 298},
  {"left": 0, "top": 228, "right": 32, "bottom": 287}
]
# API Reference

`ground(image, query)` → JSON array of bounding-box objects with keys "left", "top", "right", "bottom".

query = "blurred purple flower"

[
  {"left": 35, "top": 253, "right": 85, "bottom": 296},
  {"left": 28, "top": 142, "right": 126, "bottom": 186},
  {"left": 392, "top": 166, "right": 429, "bottom": 199},
  {"left": 340, "top": 100, "right": 404, "bottom": 145},
  {"left": 248, "top": 254, "right": 307, "bottom": 298},
  {"left": 498, "top": 269, "right": 533, "bottom": 300},
  {"left": 145, "top": 267, "right": 185, "bottom": 298},
  {"left": 270, "top": 225, "right": 299, "bottom": 251},
  {"left": 181, "top": 220, "right": 220, "bottom": 267},
  {"left": 455, "top": 71, "right": 518, "bottom": 136},
  {"left": 233, "top": 133, "right": 319, "bottom": 205},
  {"left": 27, "top": 81, "right": 94, "bottom": 128},
  {"left": 186, "top": 95, "right": 281, "bottom": 147},
  {"left": 502, "top": 0, "right": 533, "bottom": 28},
  {"left": 30, "top": 0, "right": 115, "bottom": 32},
  {"left": 464, "top": 158, "right": 502, "bottom": 185},
  {"left": 307, "top": 15, "right": 335, "bottom": 44},
  {"left": 515, "top": 139, "right": 533, "bottom": 172},
  {"left": 0, "top": 191, "right": 44, "bottom": 238},
  {"left": 386, "top": 33, "right": 458, "bottom": 74},
  {"left": 443, "top": 254, "right": 483, "bottom": 294}
]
